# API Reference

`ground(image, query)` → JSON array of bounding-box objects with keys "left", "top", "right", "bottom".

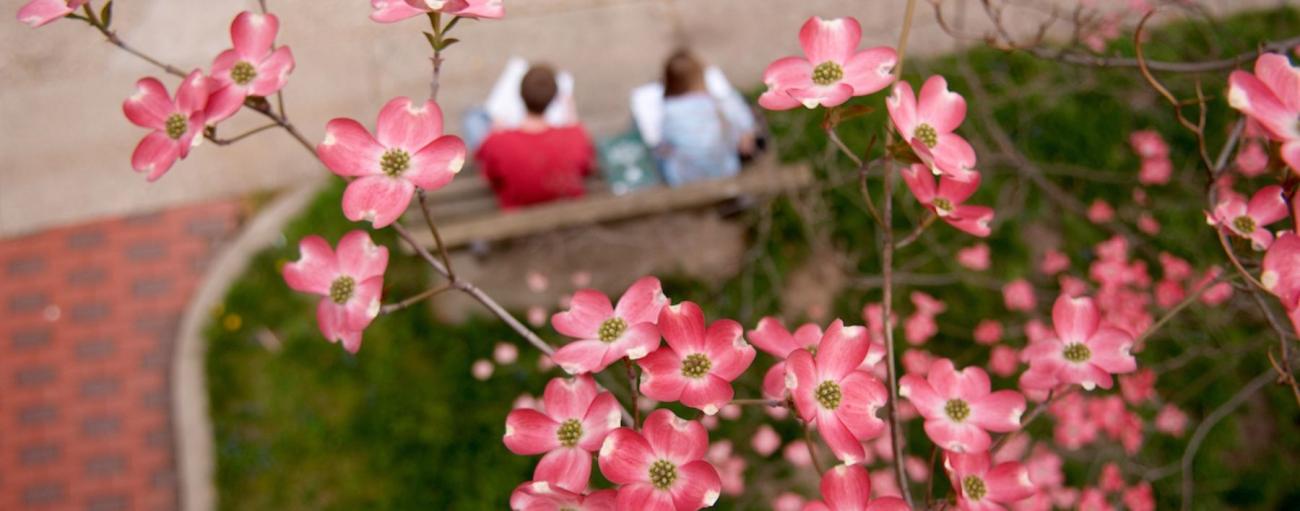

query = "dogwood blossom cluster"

[{"left": 118, "top": 10, "right": 296, "bottom": 180}]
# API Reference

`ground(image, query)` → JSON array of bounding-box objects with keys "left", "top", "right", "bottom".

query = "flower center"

[
  {"left": 914, "top": 123, "right": 939, "bottom": 148},
  {"left": 230, "top": 61, "right": 258, "bottom": 86},
  {"left": 963, "top": 475, "right": 987, "bottom": 500},
  {"left": 1063, "top": 342, "right": 1092, "bottom": 363},
  {"left": 806, "top": 345, "right": 818, "bottom": 357},
  {"left": 165, "top": 114, "right": 188, "bottom": 140},
  {"left": 1232, "top": 215, "right": 1256, "bottom": 234},
  {"left": 815, "top": 380, "right": 842, "bottom": 410},
  {"left": 598, "top": 317, "right": 627, "bottom": 343},
  {"left": 932, "top": 197, "right": 953, "bottom": 213},
  {"left": 648, "top": 459, "right": 678, "bottom": 490},
  {"left": 811, "top": 61, "right": 844, "bottom": 86},
  {"left": 680, "top": 353, "right": 712, "bottom": 378},
  {"left": 329, "top": 276, "right": 355, "bottom": 304},
  {"left": 379, "top": 149, "right": 411, "bottom": 177},
  {"left": 945, "top": 398, "right": 971, "bottom": 422},
  {"left": 556, "top": 419, "right": 582, "bottom": 448}
]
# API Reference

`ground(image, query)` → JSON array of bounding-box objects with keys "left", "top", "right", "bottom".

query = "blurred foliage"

[{"left": 208, "top": 8, "right": 1300, "bottom": 510}]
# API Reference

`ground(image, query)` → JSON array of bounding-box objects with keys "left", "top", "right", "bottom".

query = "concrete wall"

[{"left": 0, "top": 0, "right": 1275, "bottom": 237}]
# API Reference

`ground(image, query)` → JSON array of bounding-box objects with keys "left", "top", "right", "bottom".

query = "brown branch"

[
  {"left": 1180, "top": 370, "right": 1274, "bottom": 511},
  {"left": 380, "top": 284, "right": 453, "bottom": 314}
]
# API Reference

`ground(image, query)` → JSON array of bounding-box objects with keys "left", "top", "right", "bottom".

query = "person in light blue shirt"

[{"left": 655, "top": 50, "right": 757, "bottom": 187}]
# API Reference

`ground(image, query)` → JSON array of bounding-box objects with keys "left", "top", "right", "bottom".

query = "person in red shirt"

[{"left": 475, "top": 65, "right": 595, "bottom": 209}]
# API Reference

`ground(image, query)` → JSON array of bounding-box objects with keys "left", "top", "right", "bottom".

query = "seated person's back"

[
  {"left": 476, "top": 65, "right": 594, "bottom": 209},
  {"left": 656, "top": 50, "right": 756, "bottom": 187}
]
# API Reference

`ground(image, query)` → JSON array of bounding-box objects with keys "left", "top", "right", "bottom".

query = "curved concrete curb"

[{"left": 172, "top": 179, "right": 327, "bottom": 511}]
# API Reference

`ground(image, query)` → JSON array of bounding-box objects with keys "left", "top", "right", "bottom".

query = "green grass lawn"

[{"left": 207, "top": 8, "right": 1300, "bottom": 509}]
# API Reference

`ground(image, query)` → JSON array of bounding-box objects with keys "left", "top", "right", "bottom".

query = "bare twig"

[
  {"left": 206, "top": 123, "right": 279, "bottom": 146},
  {"left": 1180, "top": 370, "right": 1274, "bottom": 511},
  {"left": 380, "top": 284, "right": 453, "bottom": 314}
]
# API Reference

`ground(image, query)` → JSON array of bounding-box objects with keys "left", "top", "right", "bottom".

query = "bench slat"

[{"left": 407, "top": 162, "right": 812, "bottom": 248}]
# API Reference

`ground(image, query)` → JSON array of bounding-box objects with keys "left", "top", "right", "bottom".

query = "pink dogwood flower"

[
  {"left": 945, "top": 452, "right": 1036, "bottom": 511},
  {"left": 802, "top": 464, "right": 910, "bottom": 511},
  {"left": 122, "top": 71, "right": 210, "bottom": 181},
  {"left": 749, "top": 318, "right": 824, "bottom": 400},
  {"left": 317, "top": 97, "right": 467, "bottom": 227},
  {"left": 282, "top": 230, "right": 388, "bottom": 353},
  {"left": 888, "top": 76, "right": 978, "bottom": 181},
  {"left": 1020, "top": 295, "right": 1138, "bottom": 391},
  {"left": 1207, "top": 185, "right": 1289, "bottom": 250},
  {"left": 785, "top": 321, "right": 889, "bottom": 463},
  {"left": 638, "top": 301, "right": 756, "bottom": 415},
  {"left": 1002, "top": 279, "right": 1036, "bottom": 312},
  {"left": 1227, "top": 53, "right": 1300, "bottom": 173},
  {"left": 901, "top": 164, "right": 993, "bottom": 236},
  {"left": 757, "top": 17, "right": 897, "bottom": 110},
  {"left": 370, "top": 0, "right": 504, "bottom": 23},
  {"left": 504, "top": 375, "right": 621, "bottom": 493},
  {"left": 1263, "top": 232, "right": 1300, "bottom": 335},
  {"left": 900, "top": 359, "right": 1026, "bottom": 453},
  {"left": 206, "top": 11, "right": 296, "bottom": 123},
  {"left": 958, "top": 243, "right": 992, "bottom": 271},
  {"left": 597, "top": 409, "right": 721, "bottom": 511},
  {"left": 550, "top": 276, "right": 669, "bottom": 374},
  {"left": 509, "top": 481, "right": 615, "bottom": 511},
  {"left": 17, "top": 0, "right": 87, "bottom": 28}
]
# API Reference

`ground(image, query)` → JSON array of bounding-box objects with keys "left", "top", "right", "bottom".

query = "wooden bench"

[{"left": 405, "top": 156, "right": 813, "bottom": 249}]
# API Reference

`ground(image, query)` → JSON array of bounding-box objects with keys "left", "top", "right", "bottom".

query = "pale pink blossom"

[
  {"left": 1002, "top": 279, "right": 1036, "bottom": 312},
  {"left": 370, "top": 0, "right": 504, "bottom": 23},
  {"left": 317, "top": 97, "right": 466, "bottom": 227},
  {"left": 889, "top": 77, "right": 979, "bottom": 181},
  {"left": 1129, "top": 130, "right": 1168, "bottom": 159},
  {"left": 989, "top": 346, "right": 1020, "bottom": 377},
  {"left": 802, "top": 464, "right": 910, "bottom": 511},
  {"left": 597, "top": 409, "right": 721, "bottom": 511},
  {"left": 783, "top": 440, "right": 814, "bottom": 468},
  {"left": 1262, "top": 232, "right": 1300, "bottom": 335},
  {"left": 1207, "top": 185, "right": 1289, "bottom": 250},
  {"left": 945, "top": 452, "right": 1036, "bottom": 511},
  {"left": 1236, "top": 121, "right": 1271, "bottom": 176},
  {"left": 751, "top": 424, "right": 781, "bottom": 457},
  {"left": 509, "top": 481, "right": 615, "bottom": 511},
  {"left": 504, "top": 375, "right": 621, "bottom": 492},
  {"left": 905, "top": 293, "right": 944, "bottom": 345},
  {"left": 526, "top": 270, "right": 549, "bottom": 292},
  {"left": 1078, "top": 488, "right": 1113, "bottom": 511},
  {"left": 974, "top": 320, "right": 1003, "bottom": 345},
  {"left": 1193, "top": 266, "right": 1233, "bottom": 306},
  {"left": 774, "top": 493, "right": 807, "bottom": 511},
  {"left": 1154, "top": 404, "right": 1188, "bottom": 437},
  {"left": 1118, "top": 368, "right": 1155, "bottom": 404},
  {"left": 495, "top": 342, "right": 519, "bottom": 364},
  {"left": 1122, "top": 482, "right": 1155, "bottom": 511},
  {"left": 17, "top": 0, "right": 87, "bottom": 27},
  {"left": 206, "top": 12, "right": 295, "bottom": 123},
  {"left": 1087, "top": 199, "right": 1115, "bottom": 224},
  {"left": 282, "top": 230, "right": 388, "bottom": 353},
  {"left": 1137, "top": 213, "right": 1160, "bottom": 235},
  {"left": 1228, "top": 54, "right": 1300, "bottom": 173},
  {"left": 901, "top": 358, "right": 1025, "bottom": 453},
  {"left": 958, "top": 243, "right": 992, "bottom": 271},
  {"left": 122, "top": 71, "right": 210, "bottom": 181},
  {"left": 551, "top": 277, "right": 668, "bottom": 374},
  {"left": 901, "top": 164, "right": 993, "bottom": 236},
  {"left": 638, "top": 301, "right": 755, "bottom": 415},
  {"left": 472, "top": 359, "right": 494, "bottom": 380},
  {"left": 1138, "top": 157, "right": 1173, "bottom": 185},
  {"left": 786, "top": 321, "right": 889, "bottom": 463},
  {"left": 1021, "top": 295, "right": 1137, "bottom": 391},
  {"left": 758, "top": 17, "right": 897, "bottom": 110},
  {"left": 1099, "top": 463, "right": 1124, "bottom": 492},
  {"left": 1039, "top": 249, "right": 1070, "bottom": 276},
  {"left": 705, "top": 441, "right": 746, "bottom": 496}
]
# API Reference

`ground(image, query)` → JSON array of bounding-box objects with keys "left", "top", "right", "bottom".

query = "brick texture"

[{"left": 0, "top": 200, "right": 239, "bottom": 511}]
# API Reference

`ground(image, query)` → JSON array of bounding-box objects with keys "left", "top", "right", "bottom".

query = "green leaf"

[
  {"left": 423, "top": 31, "right": 438, "bottom": 50},
  {"left": 99, "top": 0, "right": 113, "bottom": 28},
  {"left": 435, "top": 37, "right": 460, "bottom": 51}
]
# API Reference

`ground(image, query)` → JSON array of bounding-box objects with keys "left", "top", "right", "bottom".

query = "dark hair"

[
  {"left": 520, "top": 65, "right": 558, "bottom": 115},
  {"left": 663, "top": 49, "right": 704, "bottom": 97}
]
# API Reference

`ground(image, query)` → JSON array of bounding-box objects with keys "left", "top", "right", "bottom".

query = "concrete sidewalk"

[{"left": 0, "top": 0, "right": 1266, "bottom": 238}]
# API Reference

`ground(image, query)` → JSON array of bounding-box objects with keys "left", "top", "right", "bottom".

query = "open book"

[
  {"left": 629, "top": 66, "right": 751, "bottom": 147},
  {"left": 483, "top": 57, "right": 577, "bottom": 128}
]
